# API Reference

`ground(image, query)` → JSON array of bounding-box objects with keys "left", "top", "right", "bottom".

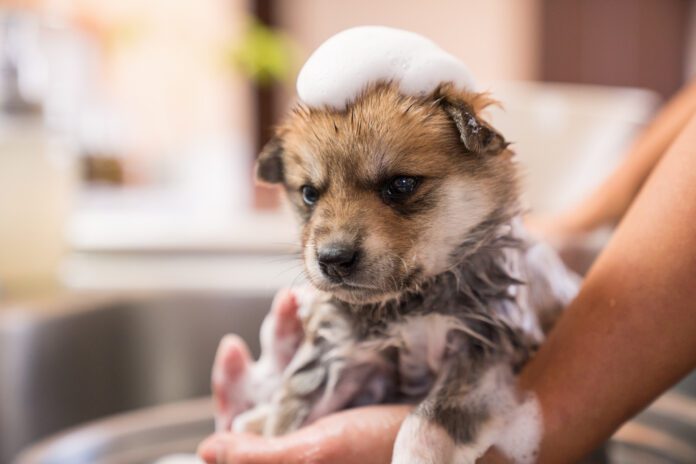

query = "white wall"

[{"left": 278, "top": 0, "right": 542, "bottom": 84}]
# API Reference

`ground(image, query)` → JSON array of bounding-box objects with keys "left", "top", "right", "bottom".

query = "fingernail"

[
  {"left": 214, "top": 415, "right": 224, "bottom": 433},
  {"left": 198, "top": 436, "right": 227, "bottom": 464}
]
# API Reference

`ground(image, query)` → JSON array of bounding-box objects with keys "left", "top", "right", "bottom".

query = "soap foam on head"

[{"left": 297, "top": 26, "right": 476, "bottom": 110}]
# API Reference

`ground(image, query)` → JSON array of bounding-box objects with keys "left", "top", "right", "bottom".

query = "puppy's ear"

[
  {"left": 441, "top": 100, "right": 508, "bottom": 156},
  {"left": 256, "top": 136, "right": 284, "bottom": 184}
]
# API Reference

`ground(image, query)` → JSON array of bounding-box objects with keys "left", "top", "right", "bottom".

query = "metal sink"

[
  {"left": 11, "top": 383, "right": 696, "bottom": 464},
  {"left": 13, "top": 398, "right": 215, "bottom": 464},
  {"left": 2, "top": 291, "right": 695, "bottom": 464},
  {"left": 0, "top": 292, "right": 273, "bottom": 463}
]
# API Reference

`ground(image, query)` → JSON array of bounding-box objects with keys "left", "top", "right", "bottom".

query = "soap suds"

[
  {"left": 458, "top": 364, "right": 544, "bottom": 464},
  {"left": 297, "top": 26, "right": 476, "bottom": 110},
  {"left": 494, "top": 395, "right": 544, "bottom": 464}
]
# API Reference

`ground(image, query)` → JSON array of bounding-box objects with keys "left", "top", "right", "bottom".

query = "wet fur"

[{"left": 238, "top": 83, "right": 579, "bottom": 462}]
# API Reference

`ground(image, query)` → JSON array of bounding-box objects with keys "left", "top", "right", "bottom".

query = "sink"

[
  {"left": 12, "top": 382, "right": 696, "bottom": 464},
  {"left": 0, "top": 292, "right": 273, "bottom": 463},
  {"left": 13, "top": 398, "right": 215, "bottom": 464},
  {"left": 3, "top": 291, "right": 695, "bottom": 463}
]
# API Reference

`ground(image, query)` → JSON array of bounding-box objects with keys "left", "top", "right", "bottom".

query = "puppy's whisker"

[
  {"left": 273, "top": 262, "right": 306, "bottom": 280},
  {"left": 263, "top": 254, "right": 303, "bottom": 265}
]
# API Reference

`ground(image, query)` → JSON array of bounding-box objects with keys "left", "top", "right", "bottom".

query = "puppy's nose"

[{"left": 317, "top": 244, "right": 359, "bottom": 280}]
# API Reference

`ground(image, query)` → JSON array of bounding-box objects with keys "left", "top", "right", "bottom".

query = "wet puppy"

[{"left": 231, "top": 82, "right": 578, "bottom": 462}]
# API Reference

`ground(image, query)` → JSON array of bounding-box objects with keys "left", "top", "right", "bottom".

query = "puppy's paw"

[
  {"left": 392, "top": 415, "right": 484, "bottom": 464},
  {"left": 212, "top": 334, "right": 253, "bottom": 432}
]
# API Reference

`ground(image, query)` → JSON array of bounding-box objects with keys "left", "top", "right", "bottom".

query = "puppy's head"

[{"left": 257, "top": 83, "right": 517, "bottom": 304}]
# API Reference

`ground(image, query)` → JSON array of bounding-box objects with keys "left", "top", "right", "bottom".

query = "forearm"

[
  {"left": 518, "top": 113, "right": 696, "bottom": 462},
  {"left": 557, "top": 78, "right": 696, "bottom": 234}
]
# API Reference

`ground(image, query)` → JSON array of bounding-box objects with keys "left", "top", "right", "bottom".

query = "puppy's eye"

[
  {"left": 382, "top": 176, "right": 419, "bottom": 203},
  {"left": 301, "top": 185, "right": 320, "bottom": 206}
]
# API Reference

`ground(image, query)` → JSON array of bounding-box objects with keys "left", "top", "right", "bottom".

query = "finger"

[
  {"left": 212, "top": 334, "right": 252, "bottom": 431},
  {"left": 197, "top": 432, "right": 288, "bottom": 464},
  {"left": 259, "top": 288, "right": 304, "bottom": 369},
  {"left": 270, "top": 288, "right": 302, "bottom": 339}
]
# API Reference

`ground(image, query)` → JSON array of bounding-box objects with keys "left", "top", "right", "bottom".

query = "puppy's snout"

[{"left": 317, "top": 243, "right": 360, "bottom": 281}]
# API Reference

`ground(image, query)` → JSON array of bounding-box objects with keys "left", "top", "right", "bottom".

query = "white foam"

[
  {"left": 495, "top": 395, "right": 543, "bottom": 464},
  {"left": 152, "top": 454, "right": 204, "bottom": 464},
  {"left": 297, "top": 26, "right": 476, "bottom": 110},
  {"left": 456, "top": 364, "right": 543, "bottom": 463}
]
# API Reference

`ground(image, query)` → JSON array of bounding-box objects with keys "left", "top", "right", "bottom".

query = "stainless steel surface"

[
  {"left": 607, "top": 384, "right": 696, "bottom": 463},
  {"left": 0, "top": 292, "right": 273, "bottom": 463},
  {"left": 12, "top": 383, "right": 696, "bottom": 464},
  {"left": 13, "top": 398, "right": 214, "bottom": 464}
]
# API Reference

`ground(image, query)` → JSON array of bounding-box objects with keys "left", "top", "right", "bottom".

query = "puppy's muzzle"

[{"left": 317, "top": 243, "right": 360, "bottom": 281}]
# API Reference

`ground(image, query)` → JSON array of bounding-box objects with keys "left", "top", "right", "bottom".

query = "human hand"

[
  {"left": 197, "top": 405, "right": 516, "bottom": 464},
  {"left": 198, "top": 404, "right": 411, "bottom": 464},
  {"left": 524, "top": 213, "right": 585, "bottom": 244},
  {"left": 212, "top": 288, "right": 305, "bottom": 432},
  {"left": 204, "top": 286, "right": 410, "bottom": 463}
]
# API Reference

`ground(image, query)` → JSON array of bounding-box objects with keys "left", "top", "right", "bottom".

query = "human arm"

[
  {"left": 513, "top": 111, "right": 696, "bottom": 462},
  {"left": 535, "top": 78, "right": 696, "bottom": 238}
]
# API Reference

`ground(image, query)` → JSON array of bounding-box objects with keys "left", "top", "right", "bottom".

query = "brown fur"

[{"left": 259, "top": 82, "right": 519, "bottom": 304}]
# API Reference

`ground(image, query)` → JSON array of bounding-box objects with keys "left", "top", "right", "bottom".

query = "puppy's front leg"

[
  {"left": 234, "top": 297, "right": 375, "bottom": 436},
  {"left": 392, "top": 360, "right": 516, "bottom": 464}
]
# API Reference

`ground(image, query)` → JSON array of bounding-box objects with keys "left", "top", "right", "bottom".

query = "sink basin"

[
  {"left": 3, "top": 291, "right": 695, "bottom": 463},
  {"left": 12, "top": 387, "right": 696, "bottom": 464},
  {"left": 0, "top": 292, "right": 273, "bottom": 463},
  {"left": 13, "top": 398, "right": 215, "bottom": 464}
]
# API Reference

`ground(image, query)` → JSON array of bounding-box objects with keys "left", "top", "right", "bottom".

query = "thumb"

[{"left": 197, "top": 431, "right": 307, "bottom": 464}]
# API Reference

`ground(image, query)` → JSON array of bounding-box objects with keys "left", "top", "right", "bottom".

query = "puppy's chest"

[
  {"left": 347, "top": 295, "right": 538, "bottom": 399},
  {"left": 352, "top": 313, "right": 487, "bottom": 399},
  {"left": 350, "top": 280, "right": 522, "bottom": 348}
]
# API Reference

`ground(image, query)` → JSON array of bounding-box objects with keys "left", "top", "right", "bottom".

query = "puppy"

[{"left": 225, "top": 82, "right": 579, "bottom": 462}]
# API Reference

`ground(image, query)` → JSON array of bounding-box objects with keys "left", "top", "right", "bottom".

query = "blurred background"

[{"left": 0, "top": 1, "right": 694, "bottom": 463}]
